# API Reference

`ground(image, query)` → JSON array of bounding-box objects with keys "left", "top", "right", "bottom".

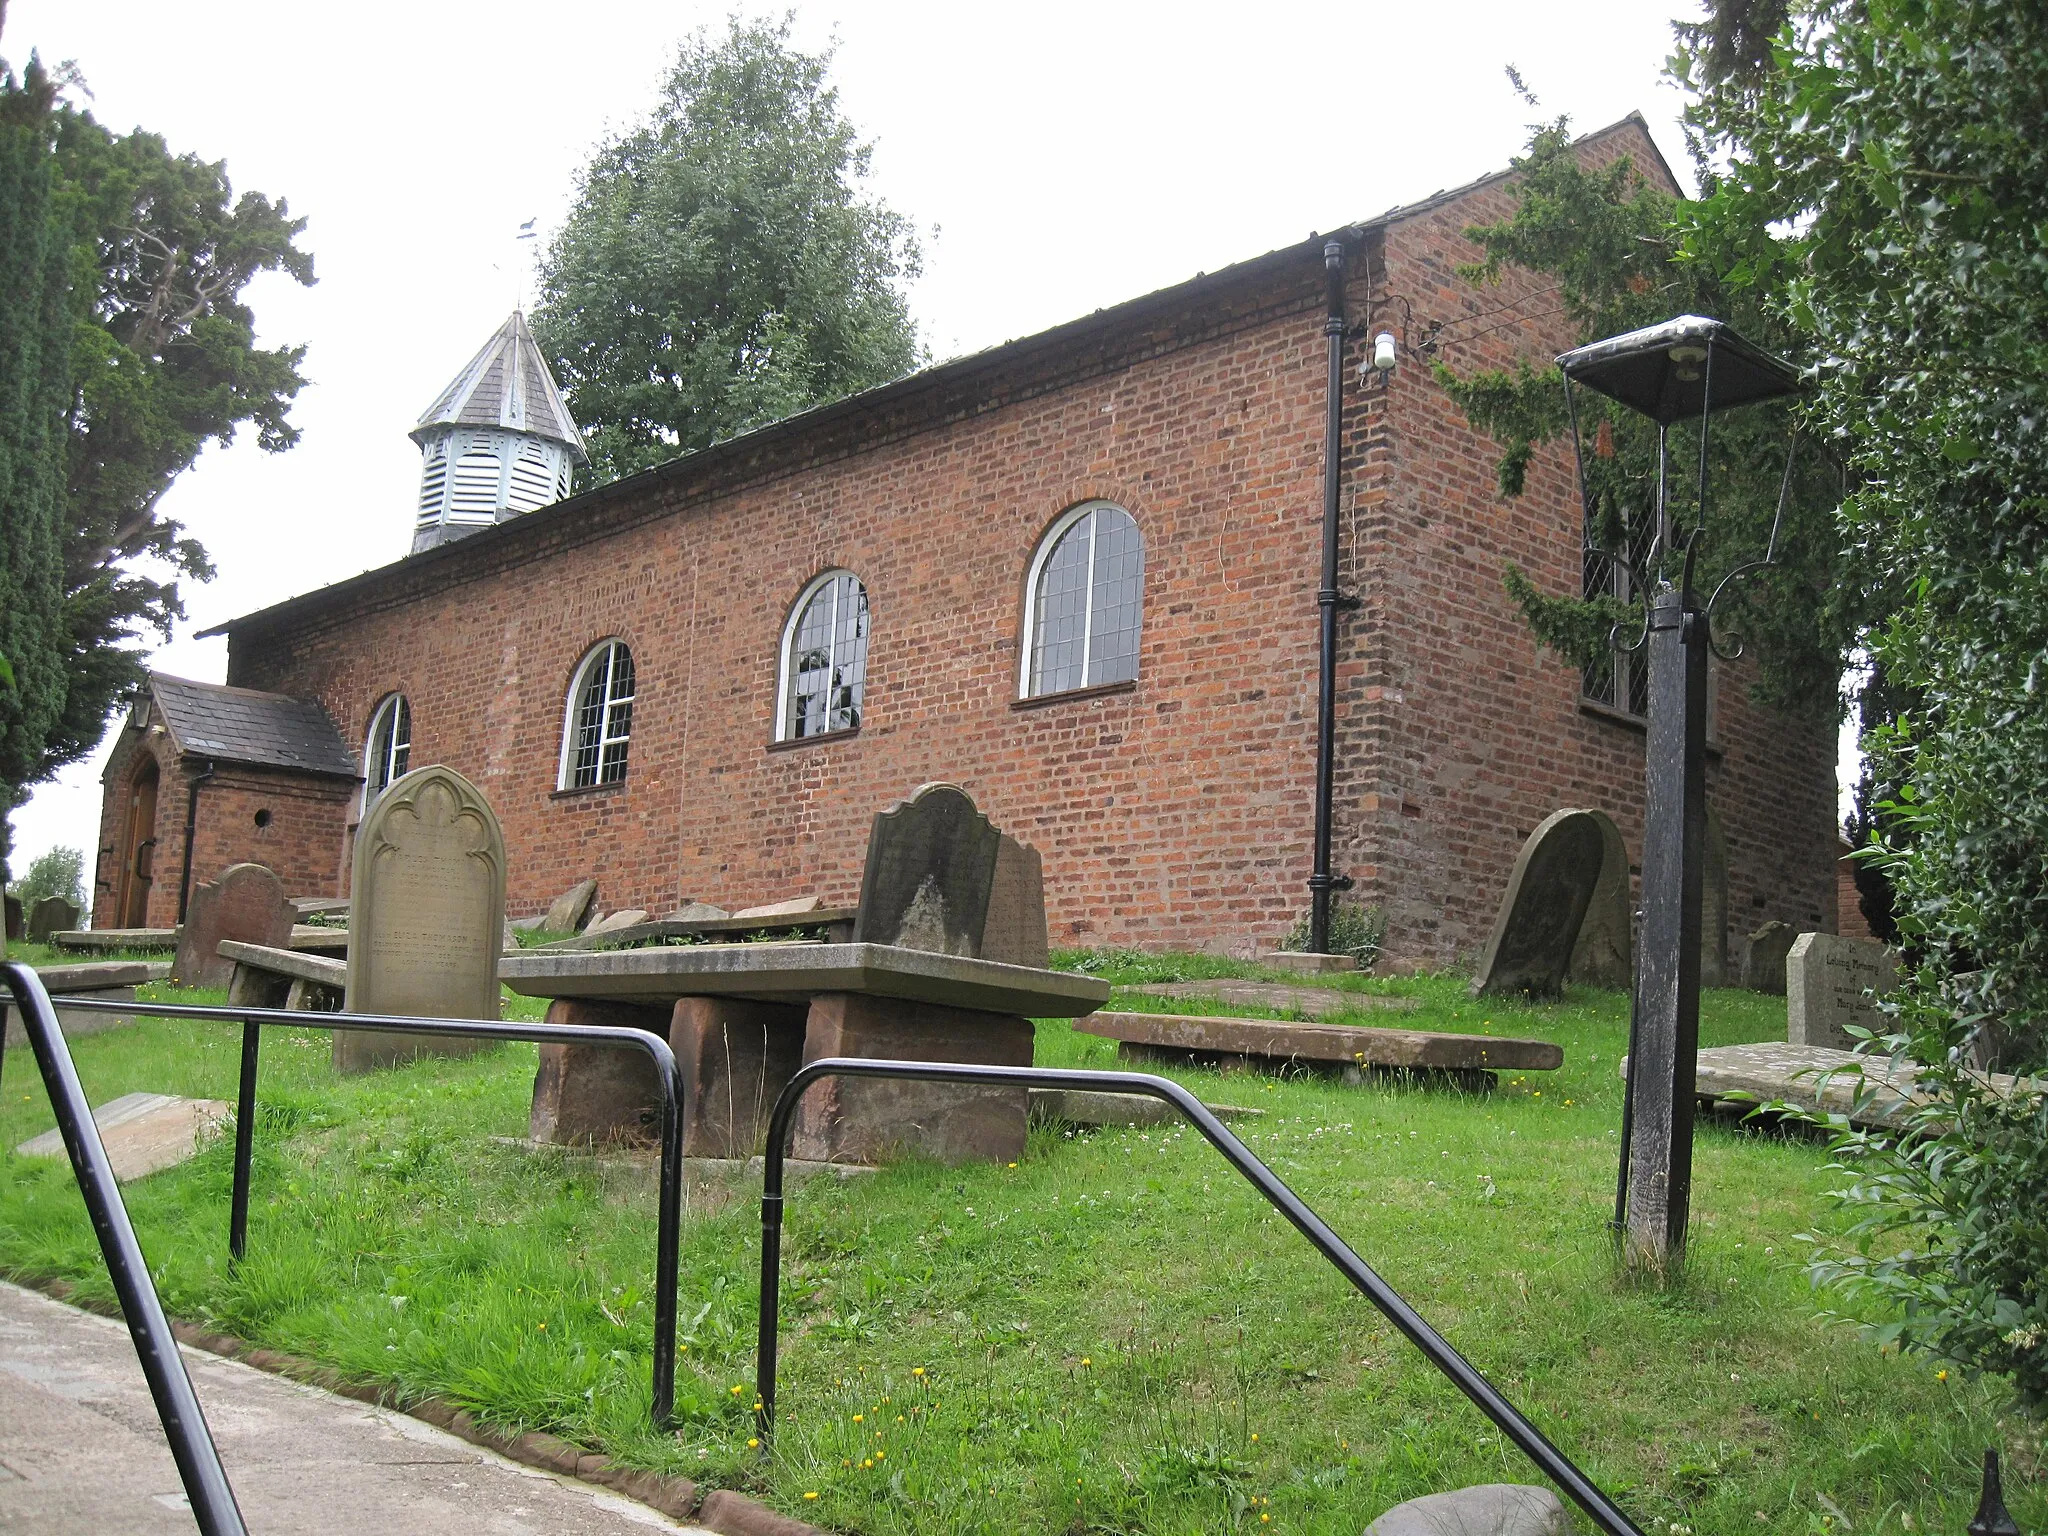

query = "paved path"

[{"left": 0, "top": 1281, "right": 709, "bottom": 1534}]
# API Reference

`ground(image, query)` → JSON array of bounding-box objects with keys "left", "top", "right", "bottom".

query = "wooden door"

[{"left": 119, "top": 760, "right": 160, "bottom": 928}]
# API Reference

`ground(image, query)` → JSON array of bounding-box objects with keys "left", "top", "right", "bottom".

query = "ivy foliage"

[
  {"left": 534, "top": 17, "right": 922, "bottom": 485},
  {"left": 1434, "top": 120, "right": 1851, "bottom": 719},
  {"left": 1678, "top": 0, "right": 2048, "bottom": 1401}
]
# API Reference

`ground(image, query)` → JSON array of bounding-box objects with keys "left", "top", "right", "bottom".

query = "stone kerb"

[
  {"left": 171, "top": 863, "right": 296, "bottom": 990},
  {"left": 340, "top": 765, "right": 506, "bottom": 1072},
  {"left": 1471, "top": 810, "right": 1607, "bottom": 999},
  {"left": 1786, "top": 931, "right": 1899, "bottom": 1051}
]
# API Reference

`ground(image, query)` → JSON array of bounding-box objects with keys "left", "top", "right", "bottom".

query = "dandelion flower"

[
  {"left": 804, "top": 1492, "right": 819, "bottom": 1501},
  {"left": 1080, "top": 1357, "right": 1092, "bottom": 1367},
  {"left": 853, "top": 1414, "right": 864, "bottom": 1423},
  {"left": 747, "top": 1438, "right": 759, "bottom": 1449}
]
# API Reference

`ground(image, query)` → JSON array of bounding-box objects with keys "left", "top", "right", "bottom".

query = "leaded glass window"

[
  {"left": 562, "top": 640, "right": 635, "bottom": 788},
  {"left": 364, "top": 694, "right": 411, "bottom": 806},
  {"left": 780, "top": 572, "right": 869, "bottom": 739},
  {"left": 1024, "top": 502, "right": 1143, "bottom": 697}
]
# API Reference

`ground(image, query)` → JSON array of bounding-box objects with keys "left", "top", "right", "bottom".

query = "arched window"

[
  {"left": 777, "top": 571, "right": 869, "bottom": 740},
  {"left": 1021, "top": 501, "right": 1143, "bottom": 697},
  {"left": 560, "top": 640, "right": 635, "bottom": 788},
  {"left": 364, "top": 694, "right": 411, "bottom": 806}
]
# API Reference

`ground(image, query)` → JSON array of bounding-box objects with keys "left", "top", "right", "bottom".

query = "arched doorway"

[{"left": 117, "top": 757, "right": 161, "bottom": 928}]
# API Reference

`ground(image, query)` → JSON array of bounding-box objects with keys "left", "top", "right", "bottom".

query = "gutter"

[
  {"left": 176, "top": 760, "right": 216, "bottom": 923},
  {"left": 1307, "top": 241, "right": 1359, "bottom": 954}
]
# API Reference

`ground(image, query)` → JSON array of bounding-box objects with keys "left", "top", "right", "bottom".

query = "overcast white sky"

[{"left": 7, "top": 0, "right": 1847, "bottom": 894}]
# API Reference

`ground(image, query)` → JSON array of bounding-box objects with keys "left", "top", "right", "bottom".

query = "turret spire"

[{"left": 409, "top": 311, "right": 587, "bottom": 554}]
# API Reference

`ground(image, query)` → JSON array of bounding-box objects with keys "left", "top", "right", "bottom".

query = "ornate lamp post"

[{"left": 1556, "top": 315, "right": 1801, "bottom": 1272}]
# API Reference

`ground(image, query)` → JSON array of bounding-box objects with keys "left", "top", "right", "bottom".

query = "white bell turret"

[{"left": 409, "top": 311, "right": 587, "bottom": 554}]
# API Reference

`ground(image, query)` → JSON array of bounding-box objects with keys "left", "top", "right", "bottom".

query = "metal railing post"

[
  {"left": 754, "top": 1058, "right": 1647, "bottom": 1536},
  {"left": 229, "top": 1020, "right": 260, "bottom": 1262},
  {"left": 2, "top": 964, "right": 249, "bottom": 1536},
  {"left": 7, "top": 988, "right": 688, "bottom": 1429}
]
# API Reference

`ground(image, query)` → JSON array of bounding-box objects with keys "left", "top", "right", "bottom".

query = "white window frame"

[
  {"left": 556, "top": 639, "right": 636, "bottom": 790},
  {"left": 774, "top": 570, "right": 869, "bottom": 741},
  {"left": 362, "top": 693, "right": 411, "bottom": 809},
  {"left": 1018, "top": 499, "right": 1142, "bottom": 698}
]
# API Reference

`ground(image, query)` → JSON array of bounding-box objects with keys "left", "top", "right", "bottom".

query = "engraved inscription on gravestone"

[
  {"left": 340, "top": 765, "right": 506, "bottom": 1072},
  {"left": 1786, "top": 931, "right": 1899, "bottom": 1051}
]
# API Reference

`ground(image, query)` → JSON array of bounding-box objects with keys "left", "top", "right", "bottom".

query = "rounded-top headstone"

[
  {"left": 340, "top": 765, "right": 506, "bottom": 1071},
  {"left": 26, "top": 895, "right": 81, "bottom": 946},
  {"left": 171, "top": 863, "right": 295, "bottom": 989},
  {"left": 1472, "top": 809, "right": 1608, "bottom": 999}
]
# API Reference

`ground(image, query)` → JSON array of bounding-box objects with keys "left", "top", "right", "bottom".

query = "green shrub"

[
  {"left": 8, "top": 844, "right": 82, "bottom": 912},
  {"left": 1283, "top": 900, "right": 1385, "bottom": 967}
]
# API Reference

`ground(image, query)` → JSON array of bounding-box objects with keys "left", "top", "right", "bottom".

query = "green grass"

[{"left": 0, "top": 960, "right": 2038, "bottom": 1534}]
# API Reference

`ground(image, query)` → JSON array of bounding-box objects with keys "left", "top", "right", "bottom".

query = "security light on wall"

[{"left": 1357, "top": 331, "right": 1399, "bottom": 385}]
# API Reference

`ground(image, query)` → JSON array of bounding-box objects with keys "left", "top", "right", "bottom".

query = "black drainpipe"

[
  {"left": 176, "top": 759, "right": 217, "bottom": 922},
  {"left": 1308, "top": 239, "right": 1356, "bottom": 955}
]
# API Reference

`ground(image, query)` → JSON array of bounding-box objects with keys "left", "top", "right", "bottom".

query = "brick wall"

[
  {"left": 1342, "top": 142, "right": 1839, "bottom": 969},
  {"left": 201, "top": 118, "right": 1836, "bottom": 966}
]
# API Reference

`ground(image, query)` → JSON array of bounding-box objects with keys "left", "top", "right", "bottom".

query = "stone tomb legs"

[{"left": 529, "top": 993, "right": 1031, "bottom": 1165}]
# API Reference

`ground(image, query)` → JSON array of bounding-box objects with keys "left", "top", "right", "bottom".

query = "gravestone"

[
  {"left": 15, "top": 1092, "right": 230, "bottom": 1183},
  {"left": 171, "top": 863, "right": 295, "bottom": 989},
  {"left": 1786, "top": 931, "right": 1898, "bottom": 1050},
  {"left": 585, "top": 908, "right": 650, "bottom": 936},
  {"left": 27, "top": 896, "right": 80, "bottom": 945},
  {"left": 1701, "top": 806, "right": 1730, "bottom": 987},
  {"left": 542, "top": 878, "right": 598, "bottom": 934},
  {"left": 734, "top": 895, "right": 822, "bottom": 920},
  {"left": 982, "top": 834, "right": 1049, "bottom": 968},
  {"left": 1471, "top": 809, "right": 1607, "bottom": 999},
  {"left": 3, "top": 894, "right": 21, "bottom": 943},
  {"left": 1565, "top": 811, "right": 1632, "bottom": 990},
  {"left": 852, "top": 782, "right": 1004, "bottom": 957},
  {"left": 1742, "top": 919, "right": 1797, "bottom": 995},
  {"left": 339, "top": 765, "right": 506, "bottom": 1072},
  {"left": 666, "top": 900, "right": 729, "bottom": 922}
]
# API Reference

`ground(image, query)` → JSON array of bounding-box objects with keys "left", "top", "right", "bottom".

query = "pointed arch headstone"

[{"left": 339, "top": 765, "right": 505, "bottom": 1072}]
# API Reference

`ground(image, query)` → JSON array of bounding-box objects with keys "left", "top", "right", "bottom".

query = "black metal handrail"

[
  {"left": 0, "top": 981, "right": 688, "bottom": 1429},
  {"left": 754, "top": 1058, "right": 1648, "bottom": 1536},
  {"left": 2, "top": 963, "right": 249, "bottom": 1536}
]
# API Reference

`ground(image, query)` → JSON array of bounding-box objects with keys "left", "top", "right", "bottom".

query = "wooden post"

[{"left": 1621, "top": 584, "right": 1708, "bottom": 1273}]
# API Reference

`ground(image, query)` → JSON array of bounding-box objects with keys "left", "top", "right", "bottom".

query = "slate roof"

[
  {"left": 148, "top": 673, "right": 359, "bottom": 779},
  {"left": 411, "top": 310, "right": 587, "bottom": 460}
]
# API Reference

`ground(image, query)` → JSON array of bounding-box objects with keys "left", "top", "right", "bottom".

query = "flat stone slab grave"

[
  {"left": 1628, "top": 1041, "right": 2037, "bottom": 1130},
  {"left": 2, "top": 961, "right": 164, "bottom": 1047},
  {"left": 50, "top": 928, "right": 177, "bottom": 952},
  {"left": 220, "top": 939, "right": 347, "bottom": 1011},
  {"left": 1130, "top": 980, "right": 1420, "bottom": 1017},
  {"left": 503, "top": 942, "right": 1109, "bottom": 1164},
  {"left": 1078, "top": 1011, "right": 1562, "bottom": 1088},
  {"left": 15, "top": 1092, "right": 229, "bottom": 1182}
]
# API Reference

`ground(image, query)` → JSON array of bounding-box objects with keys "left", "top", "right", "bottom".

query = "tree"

[
  {"left": 1435, "top": 118, "right": 1851, "bottom": 722},
  {"left": 533, "top": 15, "right": 922, "bottom": 484},
  {"left": 1677, "top": 0, "right": 2048, "bottom": 1406},
  {"left": 7, "top": 844, "right": 83, "bottom": 912},
  {"left": 0, "top": 51, "right": 73, "bottom": 889},
  {"left": 43, "top": 105, "right": 315, "bottom": 784}
]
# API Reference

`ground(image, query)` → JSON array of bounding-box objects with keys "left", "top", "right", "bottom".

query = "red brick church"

[{"left": 92, "top": 116, "right": 1842, "bottom": 969}]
